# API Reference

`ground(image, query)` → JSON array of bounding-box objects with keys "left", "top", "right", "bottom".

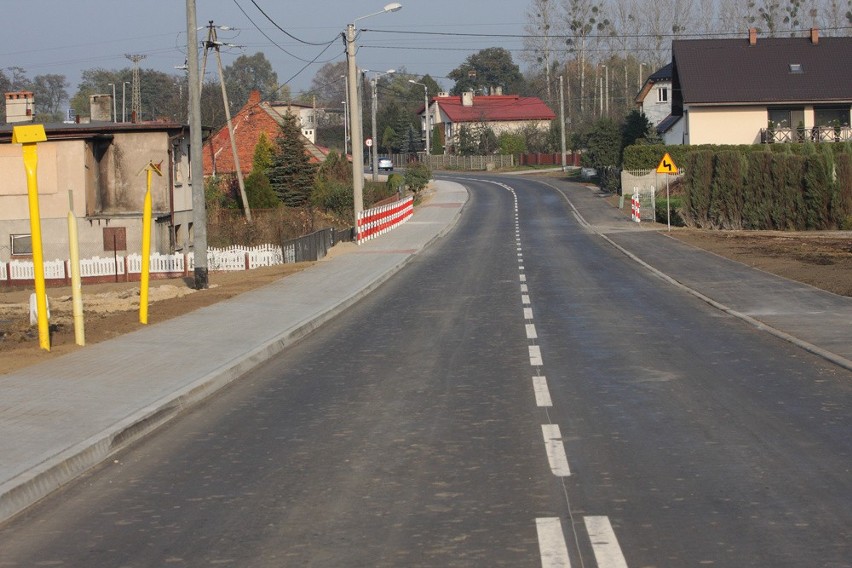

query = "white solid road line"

[
  {"left": 536, "top": 517, "right": 572, "bottom": 567},
  {"left": 532, "top": 376, "right": 553, "bottom": 407},
  {"left": 541, "top": 424, "right": 571, "bottom": 476},
  {"left": 584, "top": 516, "right": 628, "bottom": 568}
]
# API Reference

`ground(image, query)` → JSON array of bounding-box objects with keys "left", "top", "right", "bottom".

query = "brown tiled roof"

[{"left": 672, "top": 35, "right": 852, "bottom": 105}]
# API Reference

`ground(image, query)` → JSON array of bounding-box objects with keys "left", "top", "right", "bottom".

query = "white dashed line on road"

[
  {"left": 532, "top": 376, "right": 553, "bottom": 407},
  {"left": 526, "top": 323, "right": 538, "bottom": 339},
  {"left": 584, "top": 516, "right": 628, "bottom": 568},
  {"left": 536, "top": 517, "right": 572, "bottom": 568},
  {"left": 541, "top": 424, "right": 571, "bottom": 476},
  {"left": 529, "top": 345, "right": 543, "bottom": 367}
]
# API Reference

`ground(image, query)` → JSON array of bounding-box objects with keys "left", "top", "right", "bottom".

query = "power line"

[{"left": 247, "top": 0, "right": 339, "bottom": 46}]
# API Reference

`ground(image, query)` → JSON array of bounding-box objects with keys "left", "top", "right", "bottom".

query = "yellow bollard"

[
  {"left": 12, "top": 125, "right": 50, "bottom": 351},
  {"left": 139, "top": 161, "right": 162, "bottom": 324},
  {"left": 67, "top": 190, "right": 85, "bottom": 346}
]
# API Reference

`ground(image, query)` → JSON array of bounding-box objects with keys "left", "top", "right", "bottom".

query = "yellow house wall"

[{"left": 686, "top": 106, "right": 768, "bottom": 145}]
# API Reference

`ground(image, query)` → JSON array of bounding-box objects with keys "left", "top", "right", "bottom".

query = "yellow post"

[
  {"left": 12, "top": 125, "right": 50, "bottom": 351},
  {"left": 139, "top": 161, "right": 162, "bottom": 324},
  {"left": 67, "top": 190, "right": 85, "bottom": 346}
]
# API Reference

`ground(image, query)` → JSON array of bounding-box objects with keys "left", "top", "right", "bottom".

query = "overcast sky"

[{"left": 1, "top": 0, "right": 529, "bottom": 97}]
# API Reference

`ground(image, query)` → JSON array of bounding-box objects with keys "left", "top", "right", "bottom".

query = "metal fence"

[{"left": 280, "top": 227, "right": 339, "bottom": 263}]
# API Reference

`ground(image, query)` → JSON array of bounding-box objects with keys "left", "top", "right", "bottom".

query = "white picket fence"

[{"left": 1, "top": 244, "right": 289, "bottom": 285}]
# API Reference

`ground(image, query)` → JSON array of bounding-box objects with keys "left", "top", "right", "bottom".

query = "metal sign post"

[{"left": 656, "top": 153, "right": 679, "bottom": 232}]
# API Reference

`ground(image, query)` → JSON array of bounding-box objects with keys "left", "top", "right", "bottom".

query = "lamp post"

[
  {"left": 345, "top": 2, "right": 402, "bottom": 235},
  {"left": 369, "top": 69, "right": 395, "bottom": 181},
  {"left": 108, "top": 83, "right": 117, "bottom": 122},
  {"left": 409, "top": 80, "right": 430, "bottom": 155},
  {"left": 122, "top": 82, "right": 130, "bottom": 123}
]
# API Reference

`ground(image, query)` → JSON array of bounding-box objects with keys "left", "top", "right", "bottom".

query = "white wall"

[{"left": 641, "top": 81, "right": 672, "bottom": 125}]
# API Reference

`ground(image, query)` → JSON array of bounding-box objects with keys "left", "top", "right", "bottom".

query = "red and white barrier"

[
  {"left": 356, "top": 196, "right": 414, "bottom": 244},
  {"left": 631, "top": 190, "right": 641, "bottom": 223}
]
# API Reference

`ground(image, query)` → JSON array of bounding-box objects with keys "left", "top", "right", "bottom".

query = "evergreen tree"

[
  {"left": 267, "top": 114, "right": 316, "bottom": 208},
  {"left": 244, "top": 132, "right": 279, "bottom": 209}
]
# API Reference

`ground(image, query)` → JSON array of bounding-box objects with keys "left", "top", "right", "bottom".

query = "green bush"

[
  {"left": 743, "top": 151, "right": 774, "bottom": 229},
  {"left": 771, "top": 153, "right": 806, "bottom": 229},
  {"left": 404, "top": 160, "right": 432, "bottom": 196},
  {"left": 311, "top": 180, "right": 353, "bottom": 221},
  {"left": 833, "top": 152, "right": 852, "bottom": 224},
  {"left": 656, "top": 195, "right": 684, "bottom": 226},
  {"left": 682, "top": 151, "right": 714, "bottom": 227},
  {"left": 804, "top": 152, "right": 834, "bottom": 229},
  {"left": 709, "top": 151, "right": 745, "bottom": 229}
]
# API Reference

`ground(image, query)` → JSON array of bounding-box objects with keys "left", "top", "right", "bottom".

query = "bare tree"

[
  {"left": 307, "top": 61, "right": 348, "bottom": 108},
  {"left": 561, "top": 0, "right": 610, "bottom": 117},
  {"left": 523, "top": 0, "right": 562, "bottom": 104}
]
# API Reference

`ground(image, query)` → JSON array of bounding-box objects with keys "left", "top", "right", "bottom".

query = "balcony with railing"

[{"left": 761, "top": 125, "right": 852, "bottom": 144}]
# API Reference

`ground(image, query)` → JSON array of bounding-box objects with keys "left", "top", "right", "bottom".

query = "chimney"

[
  {"left": 5, "top": 91, "right": 34, "bottom": 123},
  {"left": 810, "top": 27, "right": 819, "bottom": 45},
  {"left": 748, "top": 27, "right": 757, "bottom": 46},
  {"left": 89, "top": 94, "right": 112, "bottom": 121},
  {"left": 462, "top": 91, "right": 474, "bottom": 107},
  {"left": 248, "top": 90, "right": 262, "bottom": 105}
]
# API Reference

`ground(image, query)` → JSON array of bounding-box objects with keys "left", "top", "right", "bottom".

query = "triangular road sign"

[{"left": 656, "top": 152, "right": 678, "bottom": 174}]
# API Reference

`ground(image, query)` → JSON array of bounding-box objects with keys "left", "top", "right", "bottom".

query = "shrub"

[
  {"left": 681, "top": 151, "right": 714, "bottom": 227},
  {"left": 772, "top": 153, "right": 806, "bottom": 230},
  {"left": 743, "top": 152, "right": 774, "bottom": 229},
  {"left": 804, "top": 152, "right": 834, "bottom": 229},
  {"left": 404, "top": 160, "right": 431, "bottom": 196},
  {"left": 833, "top": 152, "right": 852, "bottom": 224},
  {"left": 710, "top": 151, "right": 745, "bottom": 229}
]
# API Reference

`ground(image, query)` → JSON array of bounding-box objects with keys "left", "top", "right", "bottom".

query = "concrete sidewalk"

[{"left": 0, "top": 180, "right": 469, "bottom": 524}]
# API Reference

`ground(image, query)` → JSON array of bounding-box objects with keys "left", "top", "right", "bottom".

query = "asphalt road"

[{"left": 0, "top": 175, "right": 849, "bottom": 567}]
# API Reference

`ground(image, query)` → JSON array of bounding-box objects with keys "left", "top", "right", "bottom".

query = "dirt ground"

[{"left": 2, "top": 191, "right": 851, "bottom": 375}]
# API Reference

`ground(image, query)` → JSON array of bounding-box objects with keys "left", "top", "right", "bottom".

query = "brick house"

[{"left": 203, "top": 91, "right": 327, "bottom": 179}]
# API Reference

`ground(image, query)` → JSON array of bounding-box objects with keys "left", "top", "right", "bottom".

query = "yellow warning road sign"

[{"left": 656, "top": 152, "right": 678, "bottom": 174}]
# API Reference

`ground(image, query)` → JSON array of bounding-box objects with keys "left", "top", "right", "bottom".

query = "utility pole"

[
  {"left": 559, "top": 75, "right": 566, "bottom": 170},
  {"left": 186, "top": 0, "right": 208, "bottom": 289},
  {"left": 370, "top": 69, "right": 394, "bottom": 182},
  {"left": 204, "top": 21, "right": 251, "bottom": 222},
  {"left": 125, "top": 54, "right": 146, "bottom": 122}
]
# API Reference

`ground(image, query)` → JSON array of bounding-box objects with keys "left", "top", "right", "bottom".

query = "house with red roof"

[
  {"left": 203, "top": 91, "right": 328, "bottom": 178},
  {"left": 416, "top": 91, "right": 555, "bottom": 154}
]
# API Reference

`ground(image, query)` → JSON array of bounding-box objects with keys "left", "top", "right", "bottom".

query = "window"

[
  {"left": 10, "top": 234, "right": 32, "bottom": 256},
  {"left": 815, "top": 107, "right": 850, "bottom": 127},
  {"left": 657, "top": 87, "right": 668, "bottom": 103}
]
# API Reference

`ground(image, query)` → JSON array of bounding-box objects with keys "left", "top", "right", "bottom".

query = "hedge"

[
  {"left": 623, "top": 141, "right": 852, "bottom": 171},
  {"left": 676, "top": 148, "right": 850, "bottom": 230}
]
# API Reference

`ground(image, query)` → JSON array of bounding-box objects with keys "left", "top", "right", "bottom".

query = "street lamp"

[
  {"left": 108, "top": 83, "right": 117, "bottom": 122},
  {"left": 409, "top": 79, "right": 430, "bottom": 155},
  {"left": 345, "top": 2, "right": 402, "bottom": 235},
  {"left": 369, "top": 69, "right": 395, "bottom": 181},
  {"left": 122, "top": 82, "right": 130, "bottom": 123}
]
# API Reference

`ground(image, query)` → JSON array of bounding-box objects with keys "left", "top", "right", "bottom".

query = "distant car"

[{"left": 378, "top": 157, "right": 393, "bottom": 172}]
